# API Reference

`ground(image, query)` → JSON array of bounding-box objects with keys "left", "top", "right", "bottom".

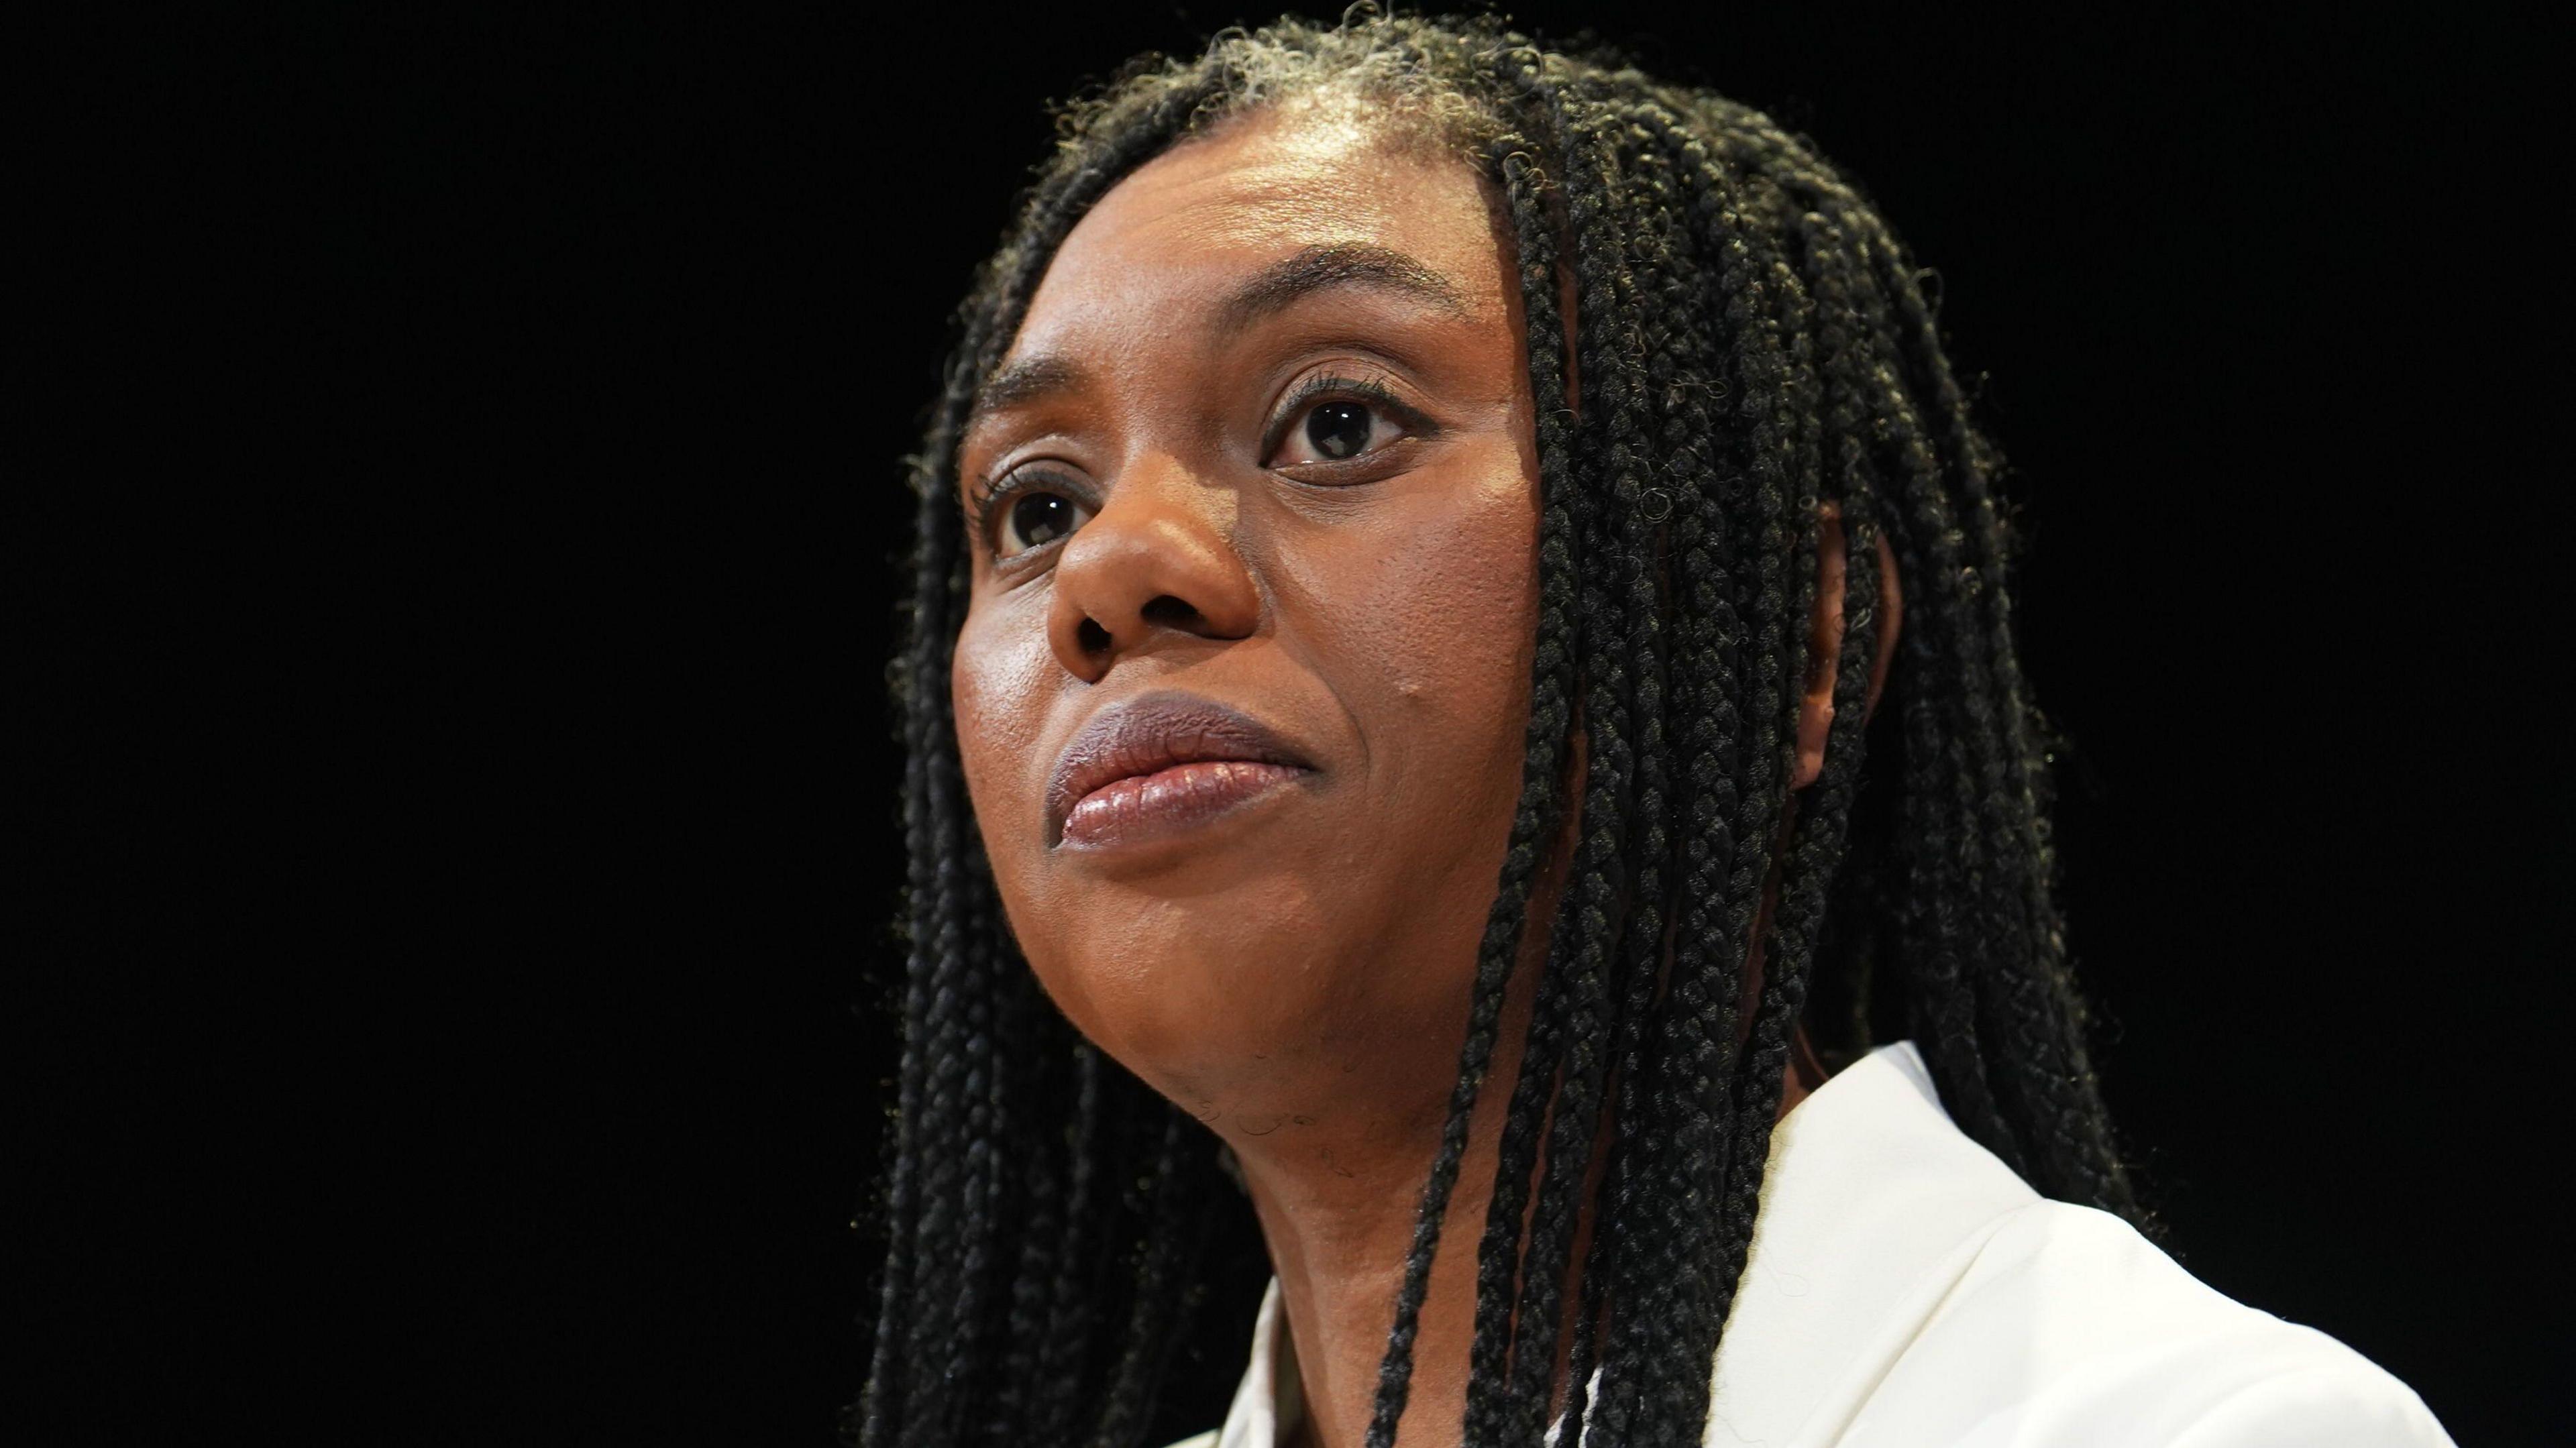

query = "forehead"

[{"left": 1009, "top": 109, "right": 1511, "bottom": 353}]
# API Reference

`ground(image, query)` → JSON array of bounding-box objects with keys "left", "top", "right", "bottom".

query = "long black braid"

[{"left": 855, "top": 13, "right": 2148, "bottom": 1447}]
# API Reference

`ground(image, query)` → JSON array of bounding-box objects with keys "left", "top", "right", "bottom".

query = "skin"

[{"left": 951, "top": 102, "right": 1902, "bottom": 1448}]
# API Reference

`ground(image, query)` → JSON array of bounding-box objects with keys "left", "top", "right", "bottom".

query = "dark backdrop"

[{"left": 24, "top": 5, "right": 2562, "bottom": 1445}]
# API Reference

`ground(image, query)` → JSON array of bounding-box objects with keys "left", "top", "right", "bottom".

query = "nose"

[{"left": 1045, "top": 455, "right": 1260, "bottom": 684}]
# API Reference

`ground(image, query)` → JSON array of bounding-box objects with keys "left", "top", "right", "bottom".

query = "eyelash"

[
  {"left": 1260, "top": 372, "right": 1434, "bottom": 460},
  {"left": 969, "top": 372, "right": 1435, "bottom": 553},
  {"left": 967, "top": 465, "right": 1081, "bottom": 556}
]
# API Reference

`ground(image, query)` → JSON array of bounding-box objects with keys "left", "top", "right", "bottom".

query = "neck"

[
  {"left": 1229, "top": 1019, "right": 1518, "bottom": 1448},
  {"left": 1222, "top": 835, "right": 1823, "bottom": 1448},
  {"left": 1232, "top": 1046, "right": 1817, "bottom": 1448}
]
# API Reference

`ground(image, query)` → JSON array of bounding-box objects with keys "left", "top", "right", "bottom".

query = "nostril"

[
  {"left": 1076, "top": 617, "right": 1112, "bottom": 655},
  {"left": 1140, "top": 595, "right": 1203, "bottom": 630}
]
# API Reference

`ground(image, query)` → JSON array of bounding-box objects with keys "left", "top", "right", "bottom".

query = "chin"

[
  {"left": 1043, "top": 885, "right": 1487, "bottom": 1120},
  {"left": 1029, "top": 895, "right": 1359, "bottom": 1083}
]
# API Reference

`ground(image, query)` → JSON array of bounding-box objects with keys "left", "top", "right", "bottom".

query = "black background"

[{"left": 21, "top": 4, "right": 2565, "bottom": 1444}]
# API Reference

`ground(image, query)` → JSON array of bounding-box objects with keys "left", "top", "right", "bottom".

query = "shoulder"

[{"left": 1832, "top": 1199, "right": 2453, "bottom": 1447}]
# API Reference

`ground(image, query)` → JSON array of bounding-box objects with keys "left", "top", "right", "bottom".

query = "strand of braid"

[{"left": 1484, "top": 66, "right": 1651, "bottom": 1448}]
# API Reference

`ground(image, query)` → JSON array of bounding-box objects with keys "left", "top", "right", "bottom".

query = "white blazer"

[{"left": 1166, "top": 1041, "right": 2453, "bottom": 1447}]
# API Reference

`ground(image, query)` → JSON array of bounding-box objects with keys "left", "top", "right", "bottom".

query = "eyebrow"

[
  {"left": 967, "top": 353, "right": 1091, "bottom": 431},
  {"left": 1215, "top": 242, "right": 1468, "bottom": 332},
  {"left": 963, "top": 243, "right": 1467, "bottom": 431}
]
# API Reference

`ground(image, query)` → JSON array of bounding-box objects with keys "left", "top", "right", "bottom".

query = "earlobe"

[
  {"left": 1789, "top": 507, "right": 1847, "bottom": 793},
  {"left": 1789, "top": 503, "right": 1902, "bottom": 793},
  {"left": 1865, "top": 522, "right": 1902, "bottom": 722}
]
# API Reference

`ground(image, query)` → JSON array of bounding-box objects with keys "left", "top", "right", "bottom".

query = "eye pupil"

[
  {"left": 1307, "top": 402, "right": 1371, "bottom": 461},
  {"left": 1010, "top": 492, "right": 1075, "bottom": 549}
]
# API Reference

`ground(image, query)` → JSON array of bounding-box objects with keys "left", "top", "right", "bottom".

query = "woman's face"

[{"left": 951, "top": 106, "right": 1541, "bottom": 1131}]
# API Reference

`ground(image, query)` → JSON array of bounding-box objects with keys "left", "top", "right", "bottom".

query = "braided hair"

[{"left": 857, "top": 13, "right": 2147, "bottom": 1447}]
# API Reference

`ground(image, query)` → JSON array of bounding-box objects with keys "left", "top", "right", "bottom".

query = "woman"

[{"left": 859, "top": 14, "right": 2453, "bottom": 1447}]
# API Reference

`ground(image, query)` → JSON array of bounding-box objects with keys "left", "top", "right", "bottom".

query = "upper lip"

[{"left": 1044, "top": 690, "right": 1313, "bottom": 845}]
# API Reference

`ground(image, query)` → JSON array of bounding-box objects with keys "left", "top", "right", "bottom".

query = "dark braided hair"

[{"left": 857, "top": 13, "right": 2148, "bottom": 1447}]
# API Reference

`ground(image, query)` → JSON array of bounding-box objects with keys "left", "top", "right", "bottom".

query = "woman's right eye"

[{"left": 996, "top": 488, "right": 1093, "bottom": 557}]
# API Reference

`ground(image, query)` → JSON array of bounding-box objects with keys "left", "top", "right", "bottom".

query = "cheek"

[
  {"left": 954, "top": 589, "right": 1138, "bottom": 1036},
  {"left": 1376, "top": 473, "right": 1540, "bottom": 703},
  {"left": 1388, "top": 458, "right": 1538, "bottom": 710},
  {"left": 1275, "top": 447, "right": 1542, "bottom": 841},
  {"left": 950, "top": 590, "right": 1061, "bottom": 894}
]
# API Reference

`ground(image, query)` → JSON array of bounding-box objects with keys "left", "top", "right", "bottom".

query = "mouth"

[{"left": 1045, "top": 691, "right": 1316, "bottom": 851}]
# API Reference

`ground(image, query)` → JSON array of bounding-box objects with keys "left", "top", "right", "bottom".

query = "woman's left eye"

[{"left": 1271, "top": 397, "right": 1403, "bottom": 468}]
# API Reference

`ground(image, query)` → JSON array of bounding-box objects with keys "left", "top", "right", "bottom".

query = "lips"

[{"left": 1044, "top": 691, "right": 1315, "bottom": 849}]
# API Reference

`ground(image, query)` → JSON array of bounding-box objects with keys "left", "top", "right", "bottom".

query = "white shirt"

[{"left": 1167, "top": 1041, "right": 2453, "bottom": 1447}]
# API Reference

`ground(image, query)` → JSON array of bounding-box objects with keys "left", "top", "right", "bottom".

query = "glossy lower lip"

[{"left": 1059, "top": 759, "right": 1309, "bottom": 850}]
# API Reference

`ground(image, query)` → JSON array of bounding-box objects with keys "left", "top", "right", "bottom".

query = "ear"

[{"left": 1790, "top": 502, "right": 1904, "bottom": 792}]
